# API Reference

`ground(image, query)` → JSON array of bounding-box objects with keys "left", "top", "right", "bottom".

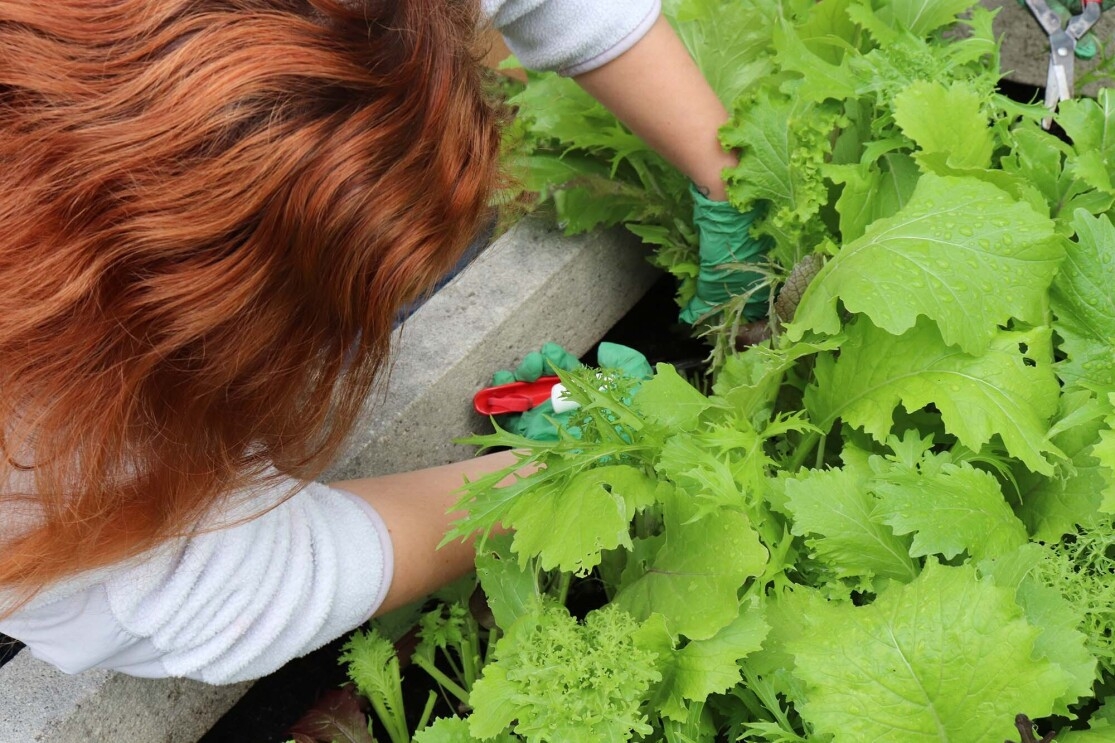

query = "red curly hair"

[{"left": 0, "top": 0, "right": 502, "bottom": 610}]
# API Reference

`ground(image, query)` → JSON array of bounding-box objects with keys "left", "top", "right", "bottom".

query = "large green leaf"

[
  {"left": 773, "top": 0, "right": 860, "bottom": 103},
  {"left": 871, "top": 459, "right": 1027, "bottom": 561},
  {"left": 828, "top": 152, "right": 919, "bottom": 242},
  {"left": 806, "top": 318, "right": 1063, "bottom": 474},
  {"left": 670, "top": 0, "right": 777, "bottom": 104},
  {"left": 881, "top": 0, "right": 976, "bottom": 35},
  {"left": 789, "top": 173, "right": 1063, "bottom": 355},
  {"left": 1014, "top": 388, "right": 1110, "bottom": 540},
  {"left": 980, "top": 544, "right": 1097, "bottom": 714},
  {"left": 637, "top": 603, "right": 770, "bottom": 721},
  {"left": 614, "top": 486, "right": 768, "bottom": 640},
  {"left": 782, "top": 466, "right": 918, "bottom": 582},
  {"left": 1051, "top": 210, "right": 1115, "bottom": 388},
  {"left": 635, "top": 363, "right": 713, "bottom": 432},
  {"left": 507, "top": 464, "right": 657, "bottom": 575},
  {"left": 475, "top": 534, "right": 542, "bottom": 631},
  {"left": 1059, "top": 89, "right": 1115, "bottom": 195},
  {"left": 893, "top": 80, "right": 993, "bottom": 170},
  {"left": 791, "top": 562, "right": 1071, "bottom": 742}
]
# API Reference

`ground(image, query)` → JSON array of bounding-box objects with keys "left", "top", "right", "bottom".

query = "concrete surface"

[
  {"left": 326, "top": 217, "right": 660, "bottom": 480},
  {"left": 0, "top": 217, "right": 660, "bottom": 743},
  {"left": 989, "top": 0, "right": 1115, "bottom": 96},
  {"left": 0, "top": 657, "right": 251, "bottom": 743}
]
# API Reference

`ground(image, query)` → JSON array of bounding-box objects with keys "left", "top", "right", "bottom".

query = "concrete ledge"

[
  {"left": 0, "top": 218, "right": 660, "bottom": 743},
  {"left": 327, "top": 217, "right": 661, "bottom": 479}
]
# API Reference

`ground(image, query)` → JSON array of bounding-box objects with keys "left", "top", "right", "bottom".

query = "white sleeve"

[
  {"left": 482, "top": 0, "right": 661, "bottom": 76},
  {"left": 0, "top": 480, "right": 393, "bottom": 685}
]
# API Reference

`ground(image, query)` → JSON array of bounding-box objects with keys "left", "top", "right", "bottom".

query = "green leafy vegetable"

[
  {"left": 788, "top": 174, "right": 1063, "bottom": 355},
  {"left": 790, "top": 562, "right": 1072, "bottom": 742},
  {"left": 468, "top": 604, "right": 660, "bottom": 743}
]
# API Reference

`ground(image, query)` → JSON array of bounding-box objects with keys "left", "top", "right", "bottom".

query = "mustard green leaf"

[
  {"left": 614, "top": 486, "right": 768, "bottom": 640},
  {"left": 669, "top": 0, "right": 777, "bottom": 104},
  {"left": 772, "top": 6, "right": 860, "bottom": 103},
  {"left": 1059, "top": 90, "right": 1115, "bottom": 195},
  {"left": 414, "top": 716, "right": 517, "bottom": 743},
  {"left": 656, "top": 433, "right": 746, "bottom": 516},
  {"left": 788, "top": 173, "right": 1063, "bottom": 355},
  {"left": 871, "top": 460, "right": 1027, "bottom": 561},
  {"left": 893, "top": 80, "right": 993, "bottom": 170},
  {"left": 722, "top": 92, "right": 844, "bottom": 259},
  {"left": 1051, "top": 210, "right": 1115, "bottom": 388},
  {"left": 882, "top": 0, "right": 977, "bottom": 35},
  {"left": 475, "top": 533, "right": 542, "bottom": 631},
  {"left": 1061, "top": 725, "right": 1115, "bottom": 742},
  {"left": 1097, "top": 396, "right": 1115, "bottom": 513},
  {"left": 828, "top": 153, "right": 919, "bottom": 243},
  {"left": 711, "top": 337, "right": 842, "bottom": 424},
  {"left": 1013, "top": 584, "right": 1096, "bottom": 712},
  {"left": 805, "top": 318, "right": 1063, "bottom": 474},
  {"left": 635, "top": 363, "right": 713, "bottom": 432},
  {"left": 1014, "top": 388, "right": 1110, "bottom": 540},
  {"left": 980, "top": 544, "right": 1097, "bottom": 713},
  {"left": 642, "top": 601, "right": 770, "bottom": 721},
  {"left": 507, "top": 464, "right": 657, "bottom": 575},
  {"left": 782, "top": 466, "right": 918, "bottom": 582},
  {"left": 791, "top": 562, "right": 1071, "bottom": 742}
]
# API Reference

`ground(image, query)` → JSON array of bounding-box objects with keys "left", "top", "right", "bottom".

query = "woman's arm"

[
  {"left": 573, "top": 15, "right": 736, "bottom": 201},
  {"left": 330, "top": 449, "right": 518, "bottom": 615}
]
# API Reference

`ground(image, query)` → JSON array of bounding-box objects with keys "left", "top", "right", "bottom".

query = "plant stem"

[
  {"left": 556, "top": 571, "right": 573, "bottom": 605},
  {"left": 411, "top": 655, "right": 471, "bottom": 705},
  {"left": 786, "top": 431, "right": 820, "bottom": 472},
  {"left": 415, "top": 691, "right": 438, "bottom": 734}
]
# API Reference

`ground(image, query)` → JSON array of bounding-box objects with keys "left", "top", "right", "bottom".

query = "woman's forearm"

[
  {"left": 573, "top": 14, "right": 737, "bottom": 201},
  {"left": 330, "top": 450, "right": 519, "bottom": 614}
]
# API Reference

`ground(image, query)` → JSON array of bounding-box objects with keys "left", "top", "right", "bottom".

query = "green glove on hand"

[
  {"left": 679, "top": 183, "right": 772, "bottom": 325},
  {"left": 1018, "top": 0, "right": 1113, "bottom": 59},
  {"left": 491, "top": 342, "right": 653, "bottom": 441}
]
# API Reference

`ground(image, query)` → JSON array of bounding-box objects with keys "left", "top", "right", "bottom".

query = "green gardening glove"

[
  {"left": 1018, "top": 0, "right": 1113, "bottom": 59},
  {"left": 491, "top": 342, "right": 653, "bottom": 441},
  {"left": 679, "top": 184, "right": 772, "bottom": 325}
]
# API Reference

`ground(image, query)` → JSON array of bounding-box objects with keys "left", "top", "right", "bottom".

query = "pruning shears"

[
  {"left": 1025, "top": 0, "right": 1103, "bottom": 128},
  {"left": 473, "top": 375, "right": 562, "bottom": 415}
]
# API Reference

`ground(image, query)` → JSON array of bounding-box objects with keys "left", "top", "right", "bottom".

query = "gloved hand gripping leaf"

[
  {"left": 679, "top": 184, "right": 772, "bottom": 325},
  {"left": 489, "top": 342, "right": 653, "bottom": 441}
]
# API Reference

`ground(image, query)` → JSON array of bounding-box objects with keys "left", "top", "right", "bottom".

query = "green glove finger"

[
  {"left": 1076, "top": 31, "right": 1099, "bottom": 60},
  {"left": 680, "top": 184, "right": 771, "bottom": 325},
  {"left": 595, "top": 342, "right": 654, "bottom": 380},
  {"left": 514, "top": 401, "right": 572, "bottom": 442},
  {"left": 513, "top": 351, "right": 546, "bottom": 382},
  {"left": 512, "top": 343, "right": 579, "bottom": 382},
  {"left": 539, "top": 342, "right": 580, "bottom": 375},
  {"left": 491, "top": 369, "right": 516, "bottom": 386}
]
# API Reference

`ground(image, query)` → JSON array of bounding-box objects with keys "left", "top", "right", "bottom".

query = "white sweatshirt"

[{"left": 0, "top": 0, "right": 660, "bottom": 685}]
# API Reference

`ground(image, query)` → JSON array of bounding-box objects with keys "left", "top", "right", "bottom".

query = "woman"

[{"left": 0, "top": 0, "right": 740, "bottom": 684}]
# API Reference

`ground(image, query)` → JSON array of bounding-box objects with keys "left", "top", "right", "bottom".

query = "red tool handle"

[{"left": 473, "top": 376, "right": 561, "bottom": 415}]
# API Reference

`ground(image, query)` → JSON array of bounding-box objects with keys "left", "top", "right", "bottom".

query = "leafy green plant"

[{"left": 331, "top": 0, "right": 1115, "bottom": 740}]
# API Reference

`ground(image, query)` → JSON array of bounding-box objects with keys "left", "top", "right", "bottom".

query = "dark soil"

[{"left": 0, "top": 633, "right": 24, "bottom": 668}]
